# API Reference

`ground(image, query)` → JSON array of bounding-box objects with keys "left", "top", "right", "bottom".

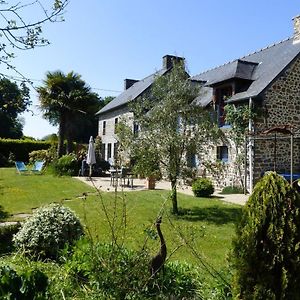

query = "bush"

[
  {"left": 13, "top": 204, "right": 84, "bottom": 259},
  {"left": 231, "top": 172, "right": 300, "bottom": 299},
  {"left": 192, "top": 178, "right": 214, "bottom": 197},
  {"left": 0, "top": 265, "right": 48, "bottom": 299},
  {"left": 0, "top": 223, "right": 20, "bottom": 254},
  {"left": 52, "top": 154, "right": 80, "bottom": 176},
  {"left": 29, "top": 145, "right": 57, "bottom": 165},
  {"left": 62, "top": 239, "right": 200, "bottom": 299},
  {"left": 221, "top": 185, "right": 244, "bottom": 194}
]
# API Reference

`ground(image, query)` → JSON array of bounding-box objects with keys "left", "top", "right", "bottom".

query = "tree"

[
  {"left": 121, "top": 62, "right": 219, "bottom": 214},
  {"left": 37, "top": 71, "right": 100, "bottom": 157},
  {"left": 232, "top": 172, "right": 300, "bottom": 299},
  {"left": 224, "top": 104, "right": 256, "bottom": 190},
  {"left": 0, "top": 78, "right": 30, "bottom": 138},
  {"left": 0, "top": 1, "right": 68, "bottom": 77}
]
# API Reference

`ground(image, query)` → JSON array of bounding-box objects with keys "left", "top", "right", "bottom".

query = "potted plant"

[{"left": 132, "top": 148, "right": 161, "bottom": 190}]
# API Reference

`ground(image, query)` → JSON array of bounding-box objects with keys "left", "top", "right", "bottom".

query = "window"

[
  {"left": 113, "top": 142, "right": 118, "bottom": 160},
  {"left": 102, "top": 121, "right": 106, "bottom": 135},
  {"left": 114, "top": 118, "right": 118, "bottom": 134},
  {"left": 217, "top": 146, "right": 229, "bottom": 163},
  {"left": 101, "top": 143, "right": 106, "bottom": 160},
  {"left": 107, "top": 143, "right": 112, "bottom": 159}
]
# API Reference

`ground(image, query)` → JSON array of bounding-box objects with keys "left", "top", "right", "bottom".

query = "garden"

[{"left": 0, "top": 165, "right": 241, "bottom": 299}]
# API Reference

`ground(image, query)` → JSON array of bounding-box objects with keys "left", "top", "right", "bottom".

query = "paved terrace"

[{"left": 75, "top": 176, "right": 248, "bottom": 206}]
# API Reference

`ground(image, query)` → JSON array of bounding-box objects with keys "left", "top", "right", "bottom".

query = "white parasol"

[{"left": 86, "top": 136, "right": 96, "bottom": 177}]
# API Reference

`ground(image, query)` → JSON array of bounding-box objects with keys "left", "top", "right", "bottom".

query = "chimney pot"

[{"left": 293, "top": 15, "right": 300, "bottom": 44}]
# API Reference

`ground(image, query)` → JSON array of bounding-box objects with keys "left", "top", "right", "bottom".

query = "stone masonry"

[{"left": 253, "top": 56, "right": 300, "bottom": 183}]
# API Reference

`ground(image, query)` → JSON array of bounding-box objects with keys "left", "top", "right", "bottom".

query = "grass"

[{"left": 0, "top": 167, "right": 243, "bottom": 276}]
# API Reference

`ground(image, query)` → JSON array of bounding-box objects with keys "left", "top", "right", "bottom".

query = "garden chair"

[
  {"left": 15, "top": 161, "right": 29, "bottom": 174},
  {"left": 31, "top": 161, "right": 45, "bottom": 174}
]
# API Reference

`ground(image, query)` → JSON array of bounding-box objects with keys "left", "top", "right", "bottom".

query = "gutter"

[{"left": 248, "top": 97, "right": 254, "bottom": 194}]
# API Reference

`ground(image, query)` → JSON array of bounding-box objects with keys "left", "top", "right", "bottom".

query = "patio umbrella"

[{"left": 86, "top": 136, "right": 96, "bottom": 177}]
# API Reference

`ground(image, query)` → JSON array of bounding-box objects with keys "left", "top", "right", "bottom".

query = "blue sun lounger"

[
  {"left": 31, "top": 161, "right": 45, "bottom": 174},
  {"left": 15, "top": 161, "right": 29, "bottom": 174}
]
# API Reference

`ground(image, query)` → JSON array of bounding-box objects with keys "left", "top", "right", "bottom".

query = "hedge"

[{"left": 0, "top": 139, "right": 52, "bottom": 166}]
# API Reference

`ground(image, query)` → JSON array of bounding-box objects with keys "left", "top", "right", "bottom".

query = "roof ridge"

[
  {"left": 194, "top": 36, "right": 292, "bottom": 77},
  {"left": 135, "top": 68, "right": 167, "bottom": 84}
]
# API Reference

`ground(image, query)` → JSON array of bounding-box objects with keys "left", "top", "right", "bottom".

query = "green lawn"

[{"left": 0, "top": 167, "right": 242, "bottom": 274}]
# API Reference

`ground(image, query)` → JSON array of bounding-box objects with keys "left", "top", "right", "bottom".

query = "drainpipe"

[{"left": 248, "top": 97, "right": 254, "bottom": 194}]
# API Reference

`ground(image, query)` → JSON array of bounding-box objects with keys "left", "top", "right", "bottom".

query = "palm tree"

[{"left": 38, "top": 71, "right": 100, "bottom": 157}]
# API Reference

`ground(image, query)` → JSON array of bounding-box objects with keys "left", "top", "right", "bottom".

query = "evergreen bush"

[
  {"left": 231, "top": 172, "right": 300, "bottom": 299},
  {"left": 13, "top": 204, "right": 84, "bottom": 259},
  {"left": 192, "top": 178, "right": 214, "bottom": 197}
]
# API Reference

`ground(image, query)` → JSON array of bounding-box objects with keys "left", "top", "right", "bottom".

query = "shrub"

[
  {"left": 29, "top": 145, "right": 57, "bottom": 165},
  {"left": 192, "top": 178, "right": 214, "bottom": 197},
  {"left": 52, "top": 153, "right": 79, "bottom": 176},
  {"left": 13, "top": 204, "right": 84, "bottom": 259},
  {"left": 221, "top": 185, "right": 244, "bottom": 194},
  {"left": 63, "top": 239, "right": 200, "bottom": 299},
  {"left": 0, "top": 265, "right": 48, "bottom": 299},
  {"left": 231, "top": 172, "right": 300, "bottom": 299},
  {"left": 0, "top": 223, "right": 20, "bottom": 254}
]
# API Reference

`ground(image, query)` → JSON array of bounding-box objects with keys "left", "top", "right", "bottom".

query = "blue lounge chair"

[
  {"left": 31, "top": 161, "right": 45, "bottom": 174},
  {"left": 15, "top": 161, "right": 29, "bottom": 174}
]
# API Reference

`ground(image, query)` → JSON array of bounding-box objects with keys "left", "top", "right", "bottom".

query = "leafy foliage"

[
  {"left": 119, "top": 61, "right": 219, "bottom": 214},
  {"left": 52, "top": 153, "right": 79, "bottom": 176},
  {"left": 0, "top": 264, "right": 48, "bottom": 300},
  {"left": 28, "top": 148, "right": 55, "bottom": 165},
  {"left": 231, "top": 172, "right": 300, "bottom": 299},
  {"left": 62, "top": 238, "right": 200, "bottom": 299},
  {"left": 0, "top": 78, "right": 30, "bottom": 138},
  {"left": 0, "top": 1, "right": 68, "bottom": 75},
  {"left": 221, "top": 185, "right": 244, "bottom": 194},
  {"left": 38, "top": 71, "right": 100, "bottom": 156},
  {"left": 13, "top": 204, "right": 84, "bottom": 259},
  {"left": 192, "top": 178, "right": 215, "bottom": 197}
]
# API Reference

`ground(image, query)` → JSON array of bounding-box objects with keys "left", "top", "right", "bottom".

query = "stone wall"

[
  {"left": 253, "top": 56, "right": 300, "bottom": 183},
  {"left": 197, "top": 130, "right": 246, "bottom": 190}
]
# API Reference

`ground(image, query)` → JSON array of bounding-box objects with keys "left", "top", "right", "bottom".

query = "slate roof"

[
  {"left": 96, "top": 68, "right": 168, "bottom": 115},
  {"left": 191, "top": 37, "right": 300, "bottom": 104}
]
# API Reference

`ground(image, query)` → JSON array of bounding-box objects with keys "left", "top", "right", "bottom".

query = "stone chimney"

[
  {"left": 124, "top": 78, "right": 138, "bottom": 90},
  {"left": 162, "top": 55, "right": 185, "bottom": 69},
  {"left": 293, "top": 15, "right": 300, "bottom": 44}
]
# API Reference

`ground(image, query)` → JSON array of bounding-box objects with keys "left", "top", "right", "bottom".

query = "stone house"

[
  {"left": 191, "top": 15, "right": 300, "bottom": 192},
  {"left": 96, "top": 55, "right": 185, "bottom": 165},
  {"left": 97, "top": 16, "right": 300, "bottom": 192}
]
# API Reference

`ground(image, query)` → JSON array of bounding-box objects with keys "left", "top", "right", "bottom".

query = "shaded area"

[
  {"left": 0, "top": 205, "right": 9, "bottom": 220},
  {"left": 178, "top": 205, "right": 242, "bottom": 225}
]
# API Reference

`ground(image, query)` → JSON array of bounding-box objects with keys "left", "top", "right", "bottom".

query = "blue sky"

[{"left": 13, "top": 0, "right": 300, "bottom": 138}]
